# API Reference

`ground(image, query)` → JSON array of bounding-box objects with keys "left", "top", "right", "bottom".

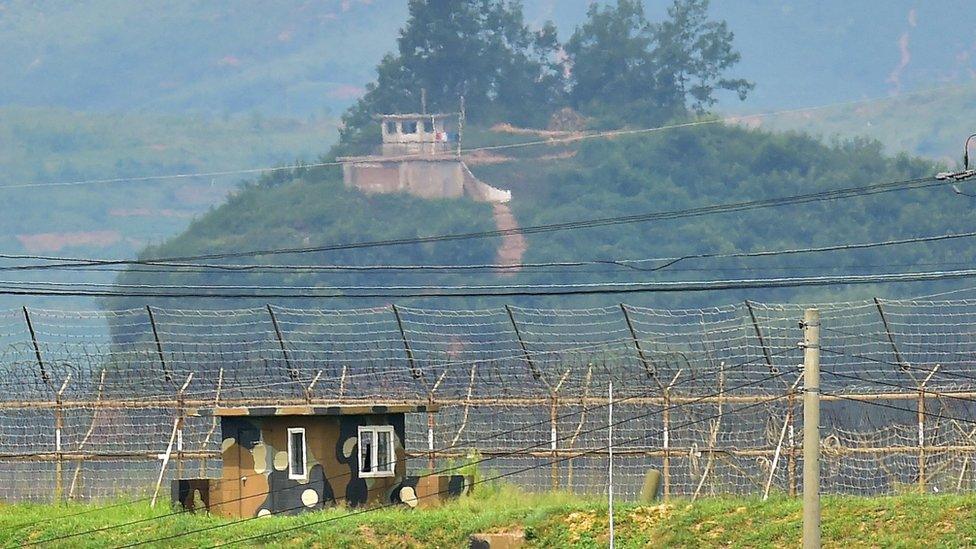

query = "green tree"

[
  {"left": 340, "top": 0, "right": 564, "bottom": 148},
  {"left": 652, "top": 0, "right": 753, "bottom": 112},
  {"left": 566, "top": 0, "right": 752, "bottom": 125}
]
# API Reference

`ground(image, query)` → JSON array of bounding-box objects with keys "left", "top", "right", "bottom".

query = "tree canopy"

[
  {"left": 340, "top": 0, "right": 564, "bottom": 147},
  {"left": 566, "top": 0, "right": 752, "bottom": 126},
  {"left": 340, "top": 0, "right": 752, "bottom": 144}
]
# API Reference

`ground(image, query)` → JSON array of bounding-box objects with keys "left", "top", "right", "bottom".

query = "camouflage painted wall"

[{"left": 214, "top": 413, "right": 406, "bottom": 518}]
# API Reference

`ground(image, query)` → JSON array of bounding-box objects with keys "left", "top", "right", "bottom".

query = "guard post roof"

[{"left": 187, "top": 403, "right": 439, "bottom": 417}]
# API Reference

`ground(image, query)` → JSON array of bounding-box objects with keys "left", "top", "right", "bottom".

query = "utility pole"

[{"left": 802, "top": 308, "right": 821, "bottom": 549}]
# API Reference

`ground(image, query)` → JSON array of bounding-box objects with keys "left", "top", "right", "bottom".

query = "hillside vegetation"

[
  {"left": 106, "top": 120, "right": 972, "bottom": 311},
  {"left": 0, "top": 1, "right": 973, "bottom": 312},
  {"left": 4, "top": 487, "right": 976, "bottom": 547},
  {"left": 103, "top": 0, "right": 976, "bottom": 311}
]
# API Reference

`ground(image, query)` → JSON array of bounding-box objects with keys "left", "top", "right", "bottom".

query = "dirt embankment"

[{"left": 491, "top": 203, "right": 526, "bottom": 275}]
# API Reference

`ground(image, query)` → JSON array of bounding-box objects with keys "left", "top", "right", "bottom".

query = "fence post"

[
  {"left": 175, "top": 374, "right": 193, "bottom": 483},
  {"left": 391, "top": 304, "right": 423, "bottom": 380},
  {"left": 660, "top": 370, "right": 681, "bottom": 501},
  {"left": 788, "top": 388, "right": 798, "bottom": 497},
  {"left": 54, "top": 375, "right": 70, "bottom": 503},
  {"left": 550, "top": 395, "right": 559, "bottom": 490},
  {"left": 505, "top": 305, "right": 549, "bottom": 388},
  {"left": 745, "top": 300, "right": 775, "bottom": 371},
  {"left": 663, "top": 386, "right": 671, "bottom": 501},
  {"left": 917, "top": 364, "right": 939, "bottom": 493},
  {"left": 200, "top": 367, "right": 224, "bottom": 478},
  {"left": 146, "top": 305, "right": 172, "bottom": 382},
  {"left": 69, "top": 369, "right": 106, "bottom": 500},
  {"left": 152, "top": 373, "right": 192, "bottom": 508},
  {"left": 305, "top": 370, "right": 322, "bottom": 404},
  {"left": 802, "top": 308, "right": 821, "bottom": 549},
  {"left": 918, "top": 385, "right": 926, "bottom": 493},
  {"left": 874, "top": 298, "right": 908, "bottom": 370},
  {"left": 567, "top": 363, "right": 594, "bottom": 491},
  {"left": 427, "top": 392, "right": 436, "bottom": 472},
  {"left": 23, "top": 306, "right": 49, "bottom": 382},
  {"left": 693, "top": 365, "right": 725, "bottom": 500},
  {"left": 267, "top": 304, "right": 299, "bottom": 381},
  {"left": 620, "top": 303, "right": 656, "bottom": 377}
]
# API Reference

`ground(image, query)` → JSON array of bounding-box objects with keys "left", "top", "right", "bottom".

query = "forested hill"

[
  {"left": 3, "top": 0, "right": 975, "bottom": 312},
  {"left": 104, "top": 121, "right": 968, "bottom": 312},
  {"left": 102, "top": 0, "right": 976, "bottom": 312}
]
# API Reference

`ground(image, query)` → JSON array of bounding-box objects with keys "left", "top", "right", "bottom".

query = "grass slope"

[{"left": 2, "top": 486, "right": 974, "bottom": 547}]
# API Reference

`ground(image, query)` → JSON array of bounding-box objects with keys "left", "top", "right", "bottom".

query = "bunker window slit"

[
  {"left": 376, "top": 430, "right": 392, "bottom": 472},
  {"left": 287, "top": 428, "right": 306, "bottom": 480},
  {"left": 360, "top": 430, "right": 373, "bottom": 473}
]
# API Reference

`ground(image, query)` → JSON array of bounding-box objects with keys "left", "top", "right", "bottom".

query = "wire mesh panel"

[{"left": 0, "top": 299, "right": 972, "bottom": 502}]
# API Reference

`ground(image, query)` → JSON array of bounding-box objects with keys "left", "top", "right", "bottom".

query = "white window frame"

[
  {"left": 358, "top": 425, "right": 396, "bottom": 478},
  {"left": 287, "top": 427, "right": 307, "bottom": 480}
]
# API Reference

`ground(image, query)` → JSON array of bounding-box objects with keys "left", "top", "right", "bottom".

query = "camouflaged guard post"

[
  {"left": 171, "top": 404, "right": 473, "bottom": 517},
  {"left": 205, "top": 404, "right": 428, "bottom": 517}
]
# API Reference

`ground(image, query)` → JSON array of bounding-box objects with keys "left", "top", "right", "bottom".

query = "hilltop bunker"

[{"left": 338, "top": 112, "right": 511, "bottom": 203}]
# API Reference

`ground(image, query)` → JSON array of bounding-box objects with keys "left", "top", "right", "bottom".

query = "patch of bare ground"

[
  {"left": 491, "top": 203, "right": 526, "bottom": 275},
  {"left": 464, "top": 150, "right": 577, "bottom": 165}
]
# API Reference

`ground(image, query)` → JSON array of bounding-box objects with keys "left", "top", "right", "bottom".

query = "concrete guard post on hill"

[{"left": 802, "top": 308, "right": 821, "bottom": 548}]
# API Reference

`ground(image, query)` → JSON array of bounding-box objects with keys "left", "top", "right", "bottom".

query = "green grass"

[{"left": 2, "top": 486, "right": 976, "bottom": 547}]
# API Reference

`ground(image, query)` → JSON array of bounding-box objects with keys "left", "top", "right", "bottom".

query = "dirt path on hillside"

[{"left": 492, "top": 203, "right": 526, "bottom": 275}]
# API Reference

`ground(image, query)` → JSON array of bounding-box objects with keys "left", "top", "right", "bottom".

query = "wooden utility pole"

[{"left": 802, "top": 308, "right": 821, "bottom": 549}]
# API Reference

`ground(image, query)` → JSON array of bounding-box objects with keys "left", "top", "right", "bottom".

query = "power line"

[
  {"left": 0, "top": 175, "right": 948, "bottom": 270},
  {"left": 18, "top": 260, "right": 976, "bottom": 278},
  {"left": 2, "top": 267, "right": 976, "bottom": 299},
  {"left": 9, "top": 265, "right": 976, "bottom": 292},
  {"left": 5, "top": 227, "right": 973, "bottom": 275},
  {"left": 3, "top": 81, "right": 969, "bottom": 192}
]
